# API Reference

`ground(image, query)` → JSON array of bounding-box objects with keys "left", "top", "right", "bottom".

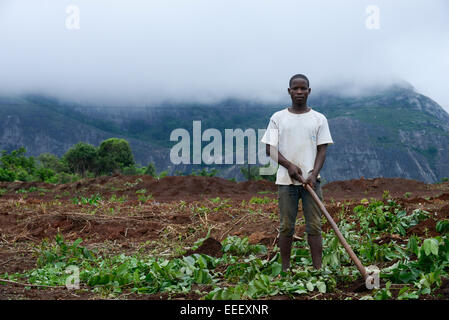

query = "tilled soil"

[
  {"left": 0, "top": 175, "right": 448, "bottom": 300},
  {"left": 323, "top": 177, "right": 445, "bottom": 200},
  {"left": 0, "top": 175, "right": 278, "bottom": 203}
]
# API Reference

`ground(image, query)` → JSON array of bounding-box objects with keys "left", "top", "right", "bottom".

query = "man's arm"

[
  {"left": 266, "top": 144, "right": 305, "bottom": 184},
  {"left": 304, "top": 144, "right": 328, "bottom": 188}
]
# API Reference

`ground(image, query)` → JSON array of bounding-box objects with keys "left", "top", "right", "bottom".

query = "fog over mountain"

[{"left": 0, "top": 0, "right": 448, "bottom": 111}]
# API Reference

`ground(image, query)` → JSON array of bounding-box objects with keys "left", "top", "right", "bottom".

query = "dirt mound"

[
  {"left": 0, "top": 181, "right": 54, "bottom": 192},
  {"left": 407, "top": 204, "right": 449, "bottom": 237},
  {"left": 435, "top": 193, "right": 449, "bottom": 201},
  {"left": 440, "top": 204, "right": 449, "bottom": 216},
  {"left": 183, "top": 238, "right": 223, "bottom": 258},
  {"left": 1, "top": 176, "right": 447, "bottom": 247},
  {"left": 148, "top": 176, "right": 276, "bottom": 202},
  {"left": 400, "top": 197, "right": 431, "bottom": 204},
  {"left": 0, "top": 175, "right": 277, "bottom": 202},
  {"left": 323, "top": 177, "right": 430, "bottom": 200},
  {"left": 3, "top": 175, "right": 445, "bottom": 203},
  {"left": 3, "top": 213, "right": 163, "bottom": 243},
  {"left": 248, "top": 231, "right": 274, "bottom": 246}
]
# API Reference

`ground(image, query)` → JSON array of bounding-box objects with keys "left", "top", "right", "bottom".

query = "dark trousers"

[{"left": 278, "top": 180, "right": 323, "bottom": 237}]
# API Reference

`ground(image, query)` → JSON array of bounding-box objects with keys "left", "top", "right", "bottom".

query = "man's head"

[
  {"left": 289, "top": 74, "right": 309, "bottom": 87},
  {"left": 288, "top": 74, "right": 311, "bottom": 105}
]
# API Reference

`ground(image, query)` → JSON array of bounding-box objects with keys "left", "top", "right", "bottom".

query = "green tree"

[
  {"left": 37, "top": 153, "right": 69, "bottom": 173},
  {"left": 63, "top": 142, "right": 98, "bottom": 177},
  {"left": 144, "top": 162, "right": 157, "bottom": 177},
  {"left": 96, "top": 138, "right": 134, "bottom": 175}
]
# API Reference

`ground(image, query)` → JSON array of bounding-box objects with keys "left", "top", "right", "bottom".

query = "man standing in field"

[{"left": 261, "top": 74, "right": 333, "bottom": 272}]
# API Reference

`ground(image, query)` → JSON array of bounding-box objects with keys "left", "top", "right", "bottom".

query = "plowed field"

[{"left": 1, "top": 175, "right": 448, "bottom": 300}]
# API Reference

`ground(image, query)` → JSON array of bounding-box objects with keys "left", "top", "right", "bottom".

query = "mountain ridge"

[{"left": 0, "top": 83, "right": 448, "bottom": 183}]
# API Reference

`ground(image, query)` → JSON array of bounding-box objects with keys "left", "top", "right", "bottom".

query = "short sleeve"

[
  {"left": 260, "top": 117, "right": 279, "bottom": 148},
  {"left": 317, "top": 117, "right": 333, "bottom": 146}
]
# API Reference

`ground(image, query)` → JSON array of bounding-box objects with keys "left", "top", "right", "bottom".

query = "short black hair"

[{"left": 289, "top": 74, "right": 310, "bottom": 88}]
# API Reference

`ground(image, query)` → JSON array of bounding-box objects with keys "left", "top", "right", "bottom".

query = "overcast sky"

[{"left": 1, "top": 0, "right": 448, "bottom": 111}]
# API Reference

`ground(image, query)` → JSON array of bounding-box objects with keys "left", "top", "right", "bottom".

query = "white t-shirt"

[{"left": 260, "top": 107, "right": 333, "bottom": 185}]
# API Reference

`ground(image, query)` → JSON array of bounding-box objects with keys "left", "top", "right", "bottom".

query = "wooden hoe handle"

[{"left": 304, "top": 183, "right": 367, "bottom": 279}]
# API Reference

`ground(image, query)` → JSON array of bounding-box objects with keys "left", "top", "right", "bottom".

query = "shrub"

[
  {"left": 121, "top": 164, "right": 146, "bottom": 175},
  {"left": 158, "top": 170, "right": 168, "bottom": 179},
  {"left": 191, "top": 168, "right": 218, "bottom": 177},
  {"left": 35, "top": 167, "right": 56, "bottom": 182},
  {"left": 0, "top": 147, "right": 36, "bottom": 173},
  {"left": 0, "top": 167, "right": 15, "bottom": 182},
  {"left": 0, "top": 147, "right": 36, "bottom": 181}
]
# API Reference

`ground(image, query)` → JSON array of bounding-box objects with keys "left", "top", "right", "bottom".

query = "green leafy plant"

[
  {"left": 436, "top": 220, "right": 449, "bottom": 234},
  {"left": 208, "top": 197, "right": 232, "bottom": 211},
  {"left": 222, "top": 236, "right": 267, "bottom": 256},
  {"left": 397, "top": 286, "right": 419, "bottom": 300},
  {"left": 109, "top": 194, "right": 128, "bottom": 203},
  {"left": 124, "top": 178, "right": 143, "bottom": 188},
  {"left": 373, "top": 281, "right": 393, "bottom": 300},
  {"left": 382, "top": 237, "right": 449, "bottom": 291},
  {"left": 354, "top": 199, "right": 429, "bottom": 236},
  {"left": 135, "top": 189, "right": 153, "bottom": 203},
  {"left": 36, "top": 234, "right": 95, "bottom": 267},
  {"left": 71, "top": 193, "right": 102, "bottom": 206}
]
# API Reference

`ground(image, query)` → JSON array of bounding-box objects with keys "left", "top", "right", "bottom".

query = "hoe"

[{"left": 303, "top": 183, "right": 377, "bottom": 289}]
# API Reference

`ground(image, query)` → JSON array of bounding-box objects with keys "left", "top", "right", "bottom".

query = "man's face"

[{"left": 288, "top": 78, "right": 311, "bottom": 104}]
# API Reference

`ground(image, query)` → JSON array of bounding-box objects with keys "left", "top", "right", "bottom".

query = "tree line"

[
  {"left": 0, "top": 137, "right": 277, "bottom": 183},
  {"left": 0, "top": 138, "right": 159, "bottom": 183}
]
